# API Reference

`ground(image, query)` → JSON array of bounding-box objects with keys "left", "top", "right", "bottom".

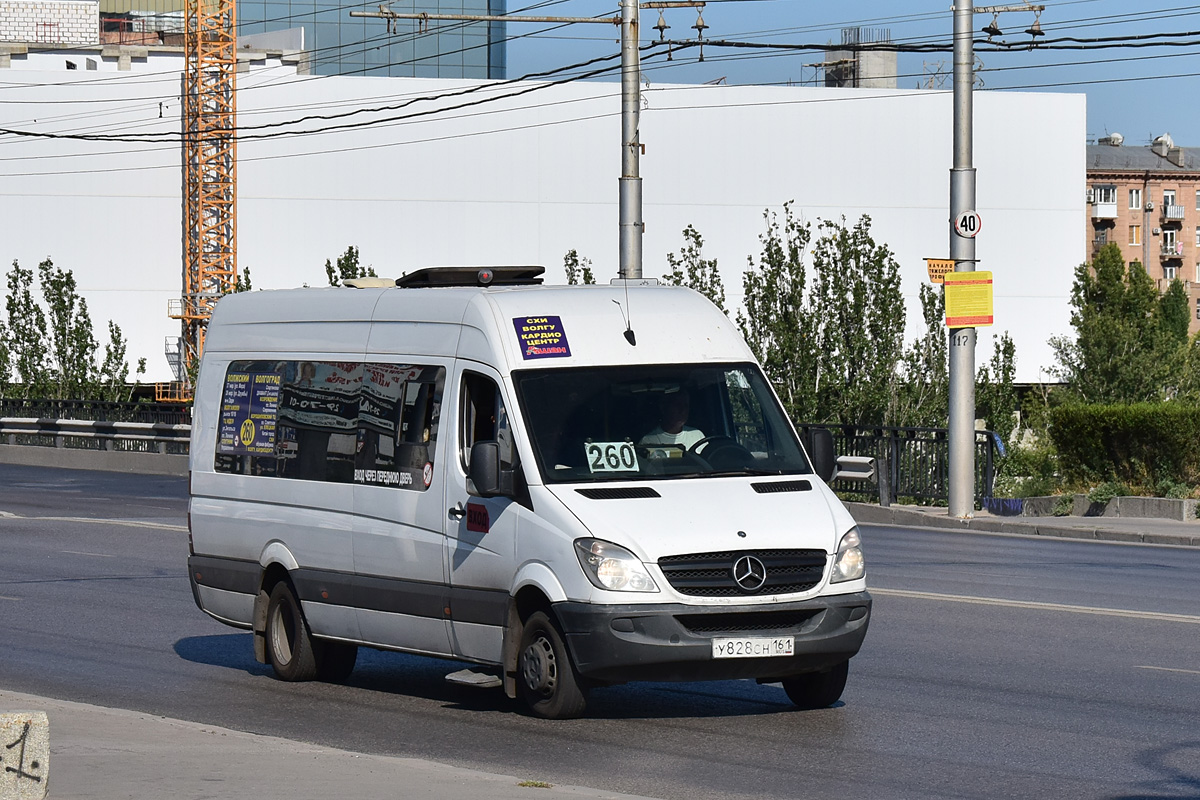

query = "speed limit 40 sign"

[{"left": 954, "top": 210, "right": 982, "bottom": 238}]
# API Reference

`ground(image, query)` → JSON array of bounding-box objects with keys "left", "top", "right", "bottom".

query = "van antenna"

[{"left": 612, "top": 289, "right": 636, "bottom": 346}]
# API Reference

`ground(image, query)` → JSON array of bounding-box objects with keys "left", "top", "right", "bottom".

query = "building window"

[
  {"left": 1165, "top": 265, "right": 1177, "bottom": 281},
  {"left": 1164, "top": 228, "right": 1179, "bottom": 252},
  {"left": 1130, "top": 188, "right": 1142, "bottom": 210},
  {"left": 1164, "top": 189, "right": 1177, "bottom": 207},
  {"left": 1196, "top": 189, "right": 1200, "bottom": 210},
  {"left": 1094, "top": 185, "right": 1116, "bottom": 204},
  {"left": 1195, "top": 297, "right": 1200, "bottom": 320},
  {"left": 1195, "top": 228, "right": 1200, "bottom": 247},
  {"left": 1130, "top": 225, "right": 1142, "bottom": 245}
]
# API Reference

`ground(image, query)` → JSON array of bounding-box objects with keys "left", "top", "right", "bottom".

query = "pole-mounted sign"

[{"left": 953, "top": 209, "right": 982, "bottom": 238}]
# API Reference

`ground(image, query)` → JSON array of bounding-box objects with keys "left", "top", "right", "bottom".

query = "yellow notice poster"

[{"left": 944, "top": 271, "right": 993, "bottom": 327}]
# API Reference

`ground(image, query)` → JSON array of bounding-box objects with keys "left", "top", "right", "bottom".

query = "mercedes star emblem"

[{"left": 732, "top": 555, "right": 767, "bottom": 592}]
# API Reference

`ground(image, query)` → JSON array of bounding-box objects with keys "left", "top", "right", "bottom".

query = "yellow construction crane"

[{"left": 159, "top": 0, "right": 237, "bottom": 402}]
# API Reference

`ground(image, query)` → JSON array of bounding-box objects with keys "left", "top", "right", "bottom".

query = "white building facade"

[{"left": 0, "top": 55, "right": 1085, "bottom": 383}]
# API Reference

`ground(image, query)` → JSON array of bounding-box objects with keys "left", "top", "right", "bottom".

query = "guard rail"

[{"left": 0, "top": 417, "right": 191, "bottom": 454}]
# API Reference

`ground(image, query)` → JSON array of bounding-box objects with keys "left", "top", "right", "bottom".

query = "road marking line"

[
  {"left": 61, "top": 550, "right": 116, "bottom": 558},
  {"left": 1136, "top": 665, "right": 1200, "bottom": 676},
  {"left": 871, "top": 588, "right": 1200, "bottom": 625},
  {"left": 0, "top": 595, "right": 21, "bottom": 601},
  {"left": 0, "top": 512, "right": 184, "bottom": 532}
]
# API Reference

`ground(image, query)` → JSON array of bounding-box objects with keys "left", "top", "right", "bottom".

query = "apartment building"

[{"left": 1087, "top": 132, "right": 1200, "bottom": 330}]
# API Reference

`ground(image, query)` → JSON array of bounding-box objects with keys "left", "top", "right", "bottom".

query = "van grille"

[
  {"left": 657, "top": 549, "right": 826, "bottom": 597},
  {"left": 674, "top": 609, "right": 822, "bottom": 634}
]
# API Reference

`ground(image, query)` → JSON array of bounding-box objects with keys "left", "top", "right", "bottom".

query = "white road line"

[
  {"left": 0, "top": 595, "right": 21, "bottom": 601},
  {"left": 0, "top": 513, "right": 185, "bottom": 532},
  {"left": 61, "top": 550, "right": 116, "bottom": 558},
  {"left": 1136, "top": 665, "right": 1200, "bottom": 676},
  {"left": 871, "top": 587, "right": 1200, "bottom": 625}
]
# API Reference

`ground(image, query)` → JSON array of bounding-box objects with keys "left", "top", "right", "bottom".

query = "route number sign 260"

[
  {"left": 586, "top": 441, "right": 639, "bottom": 473},
  {"left": 954, "top": 210, "right": 982, "bottom": 238}
]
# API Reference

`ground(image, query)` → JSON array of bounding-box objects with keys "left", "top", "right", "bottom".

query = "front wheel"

[
  {"left": 517, "top": 611, "right": 587, "bottom": 719},
  {"left": 781, "top": 661, "right": 849, "bottom": 709}
]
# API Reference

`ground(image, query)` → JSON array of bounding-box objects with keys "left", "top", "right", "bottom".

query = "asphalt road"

[{"left": 0, "top": 463, "right": 1198, "bottom": 800}]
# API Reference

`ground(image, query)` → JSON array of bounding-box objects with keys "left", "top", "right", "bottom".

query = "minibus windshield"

[{"left": 513, "top": 363, "right": 812, "bottom": 483}]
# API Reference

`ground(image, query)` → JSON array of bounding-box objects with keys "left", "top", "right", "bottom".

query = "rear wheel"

[
  {"left": 782, "top": 661, "right": 849, "bottom": 709},
  {"left": 266, "top": 581, "right": 319, "bottom": 681},
  {"left": 517, "top": 611, "right": 587, "bottom": 719}
]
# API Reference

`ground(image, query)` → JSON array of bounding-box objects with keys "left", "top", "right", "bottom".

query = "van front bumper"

[{"left": 553, "top": 590, "right": 871, "bottom": 685}]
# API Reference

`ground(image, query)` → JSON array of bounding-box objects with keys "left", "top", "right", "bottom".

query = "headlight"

[
  {"left": 574, "top": 539, "right": 659, "bottom": 592},
  {"left": 830, "top": 527, "right": 865, "bottom": 583}
]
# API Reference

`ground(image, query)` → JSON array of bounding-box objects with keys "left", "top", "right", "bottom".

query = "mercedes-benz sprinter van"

[{"left": 187, "top": 266, "right": 871, "bottom": 719}]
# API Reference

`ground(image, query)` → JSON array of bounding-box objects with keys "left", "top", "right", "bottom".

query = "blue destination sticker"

[{"left": 514, "top": 316, "right": 572, "bottom": 360}]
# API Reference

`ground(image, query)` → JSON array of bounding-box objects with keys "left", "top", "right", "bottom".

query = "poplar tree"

[
  {"left": 325, "top": 246, "right": 375, "bottom": 286},
  {"left": 40, "top": 257, "right": 99, "bottom": 400},
  {"left": 563, "top": 249, "right": 596, "bottom": 285},
  {"left": 664, "top": 225, "right": 726, "bottom": 314},
  {"left": 5, "top": 259, "right": 50, "bottom": 398}
]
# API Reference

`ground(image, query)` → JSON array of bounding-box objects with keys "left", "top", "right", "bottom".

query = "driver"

[{"left": 639, "top": 390, "right": 704, "bottom": 456}]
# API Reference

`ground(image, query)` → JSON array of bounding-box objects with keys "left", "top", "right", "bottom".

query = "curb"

[{"left": 846, "top": 502, "right": 1200, "bottom": 548}]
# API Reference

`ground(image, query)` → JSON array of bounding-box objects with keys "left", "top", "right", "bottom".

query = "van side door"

[
  {"left": 351, "top": 361, "right": 453, "bottom": 656},
  {"left": 443, "top": 365, "right": 522, "bottom": 663}
]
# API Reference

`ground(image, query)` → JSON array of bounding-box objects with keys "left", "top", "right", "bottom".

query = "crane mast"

[{"left": 163, "top": 0, "right": 237, "bottom": 401}]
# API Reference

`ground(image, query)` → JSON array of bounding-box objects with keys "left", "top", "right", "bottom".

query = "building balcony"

[
  {"left": 1091, "top": 236, "right": 1110, "bottom": 253},
  {"left": 1163, "top": 204, "right": 1186, "bottom": 221},
  {"left": 1091, "top": 202, "right": 1118, "bottom": 220},
  {"left": 1161, "top": 243, "right": 1184, "bottom": 260}
]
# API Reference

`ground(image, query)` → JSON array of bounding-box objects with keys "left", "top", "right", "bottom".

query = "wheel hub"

[{"left": 520, "top": 636, "right": 557, "bottom": 695}]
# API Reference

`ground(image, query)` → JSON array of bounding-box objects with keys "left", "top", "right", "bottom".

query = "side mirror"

[
  {"left": 805, "top": 427, "right": 837, "bottom": 484},
  {"left": 468, "top": 441, "right": 514, "bottom": 497}
]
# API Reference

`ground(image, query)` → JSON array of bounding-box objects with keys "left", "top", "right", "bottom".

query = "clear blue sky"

[{"left": 503, "top": 0, "right": 1200, "bottom": 147}]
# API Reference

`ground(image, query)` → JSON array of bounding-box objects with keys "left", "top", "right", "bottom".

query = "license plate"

[{"left": 711, "top": 636, "right": 795, "bottom": 659}]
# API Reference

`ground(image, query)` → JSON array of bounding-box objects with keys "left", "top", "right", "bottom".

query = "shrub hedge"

[{"left": 1048, "top": 403, "right": 1200, "bottom": 488}]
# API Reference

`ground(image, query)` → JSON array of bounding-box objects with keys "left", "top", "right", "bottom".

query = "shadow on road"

[
  {"left": 1107, "top": 741, "right": 1200, "bottom": 800},
  {"left": 173, "top": 633, "right": 272, "bottom": 676},
  {"left": 174, "top": 633, "right": 815, "bottom": 720}
]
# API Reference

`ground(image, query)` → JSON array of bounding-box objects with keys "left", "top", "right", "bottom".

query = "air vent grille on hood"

[
  {"left": 575, "top": 486, "right": 661, "bottom": 500},
  {"left": 751, "top": 480, "right": 812, "bottom": 494}
]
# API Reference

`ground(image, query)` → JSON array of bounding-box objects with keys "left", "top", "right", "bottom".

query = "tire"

[
  {"left": 316, "top": 641, "right": 358, "bottom": 683},
  {"left": 517, "top": 611, "right": 587, "bottom": 719},
  {"left": 781, "top": 661, "right": 849, "bottom": 709},
  {"left": 266, "top": 581, "right": 319, "bottom": 681}
]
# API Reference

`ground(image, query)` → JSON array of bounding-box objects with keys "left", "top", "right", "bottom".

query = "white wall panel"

[{"left": 0, "top": 66, "right": 1084, "bottom": 384}]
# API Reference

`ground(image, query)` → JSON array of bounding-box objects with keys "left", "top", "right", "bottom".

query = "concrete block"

[
  {"left": 1035, "top": 524, "right": 1096, "bottom": 541},
  {"left": 1097, "top": 530, "right": 1145, "bottom": 544},
  {"left": 1019, "top": 496, "right": 1061, "bottom": 516},
  {"left": 1143, "top": 533, "right": 1197, "bottom": 547},
  {"left": 1072, "top": 494, "right": 1108, "bottom": 517},
  {"left": 0, "top": 711, "right": 49, "bottom": 799}
]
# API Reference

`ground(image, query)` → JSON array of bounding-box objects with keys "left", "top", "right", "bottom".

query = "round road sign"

[{"left": 954, "top": 210, "right": 982, "bottom": 238}]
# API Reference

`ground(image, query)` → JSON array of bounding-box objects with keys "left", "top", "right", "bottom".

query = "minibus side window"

[
  {"left": 460, "top": 372, "right": 514, "bottom": 472},
  {"left": 215, "top": 360, "right": 444, "bottom": 491}
]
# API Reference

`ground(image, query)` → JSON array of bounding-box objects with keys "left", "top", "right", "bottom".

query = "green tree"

[
  {"left": 976, "top": 331, "right": 1018, "bottom": 443},
  {"left": 1050, "top": 245, "right": 1188, "bottom": 403},
  {"left": 5, "top": 259, "right": 50, "bottom": 398},
  {"left": 0, "top": 315, "right": 9, "bottom": 399},
  {"left": 664, "top": 225, "right": 726, "bottom": 313},
  {"left": 808, "top": 216, "right": 905, "bottom": 427},
  {"left": 97, "top": 321, "right": 131, "bottom": 402},
  {"left": 325, "top": 246, "right": 376, "bottom": 286},
  {"left": 892, "top": 284, "right": 948, "bottom": 428},
  {"left": 737, "top": 203, "right": 817, "bottom": 420},
  {"left": 235, "top": 266, "right": 253, "bottom": 292},
  {"left": 563, "top": 249, "right": 596, "bottom": 285},
  {"left": 39, "top": 257, "right": 99, "bottom": 400}
]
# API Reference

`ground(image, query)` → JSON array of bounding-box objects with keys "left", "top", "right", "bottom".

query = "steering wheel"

[{"left": 687, "top": 436, "right": 754, "bottom": 469}]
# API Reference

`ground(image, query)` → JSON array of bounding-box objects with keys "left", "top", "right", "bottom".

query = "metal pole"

[
  {"left": 619, "top": 0, "right": 643, "bottom": 279},
  {"left": 948, "top": 0, "right": 976, "bottom": 518}
]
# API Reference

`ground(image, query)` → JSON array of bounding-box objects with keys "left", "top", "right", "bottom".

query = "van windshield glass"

[{"left": 513, "top": 363, "right": 812, "bottom": 483}]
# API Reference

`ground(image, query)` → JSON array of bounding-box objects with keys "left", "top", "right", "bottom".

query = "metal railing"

[
  {"left": 0, "top": 399, "right": 191, "bottom": 426},
  {"left": 797, "top": 424, "right": 999, "bottom": 505},
  {"left": 0, "top": 417, "right": 191, "bottom": 454}
]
